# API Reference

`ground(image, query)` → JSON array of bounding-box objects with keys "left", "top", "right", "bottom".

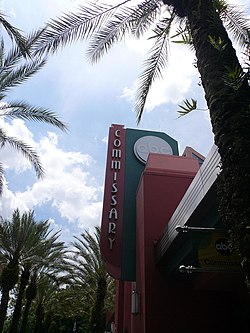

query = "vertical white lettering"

[
  {"left": 109, "top": 238, "right": 115, "bottom": 250},
  {"left": 108, "top": 222, "right": 116, "bottom": 234},
  {"left": 109, "top": 208, "right": 118, "bottom": 220},
  {"left": 112, "top": 149, "right": 121, "bottom": 158},
  {"left": 111, "top": 195, "right": 117, "bottom": 206},
  {"left": 112, "top": 183, "right": 118, "bottom": 193},
  {"left": 111, "top": 160, "right": 121, "bottom": 170},
  {"left": 115, "top": 129, "right": 121, "bottom": 137},
  {"left": 113, "top": 139, "right": 121, "bottom": 147},
  {"left": 107, "top": 127, "right": 123, "bottom": 251}
]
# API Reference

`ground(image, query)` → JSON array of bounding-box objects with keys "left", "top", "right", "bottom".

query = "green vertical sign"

[{"left": 121, "top": 128, "right": 179, "bottom": 280}]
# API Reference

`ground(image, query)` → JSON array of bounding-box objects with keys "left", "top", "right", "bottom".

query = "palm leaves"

[
  {"left": 0, "top": 31, "right": 67, "bottom": 194},
  {"left": 177, "top": 98, "right": 198, "bottom": 117},
  {"left": 0, "top": 209, "right": 64, "bottom": 333},
  {"left": 215, "top": 0, "right": 250, "bottom": 46},
  {"left": 70, "top": 227, "right": 108, "bottom": 287},
  {"left": 0, "top": 127, "right": 44, "bottom": 179},
  {"left": 136, "top": 13, "right": 175, "bottom": 122},
  {"left": 0, "top": 219, "right": 114, "bottom": 332},
  {"left": 34, "top": 1, "right": 131, "bottom": 56},
  {"left": 0, "top": 12, "right": 28, "bottom": 57},
  {"left": 69, "top": 227, "right": 115, "bottom": 332},
  {"left": 0, "top": 209, "right": 66, "bottom": 333},
  {"left": 33, "top": 0, "right": 250, "bottom": 122}
]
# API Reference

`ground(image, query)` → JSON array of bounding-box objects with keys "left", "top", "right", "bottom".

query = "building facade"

[{"left": 101, "top": 124, "right": 249, "bottom": 333}]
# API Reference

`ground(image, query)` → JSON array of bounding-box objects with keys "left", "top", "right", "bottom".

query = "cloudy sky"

[{"left": 0, "top": 0, "right": 249, "bottom": 244}]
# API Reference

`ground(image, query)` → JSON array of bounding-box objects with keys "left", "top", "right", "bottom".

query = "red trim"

[{"left": 100, "top": 124, "right": 126, "bottom": 279}]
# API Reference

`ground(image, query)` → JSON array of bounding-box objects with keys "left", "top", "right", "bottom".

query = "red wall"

[
  {"left": 114, "top": 153, "right": 246, "bottom": 333},
  {"left": 133, "top": 154, "right": 199, "bottom": 333}
]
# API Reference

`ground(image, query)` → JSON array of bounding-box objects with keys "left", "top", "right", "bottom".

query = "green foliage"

[
  {"left": 223, "top": 65, "right": 248, "bottom": 90},
  {"left": 0, "top": 209, "right": 67, "bottom": 333},
  {"left": 0, "top": 261, "right": 19, "bottom": 291},
  {"left": 215, "top": 0, "right": 250, "bottom": 46},
  {"left": 171, "top": 26, "right": 193, "bottom": 47},
  {"left": 0, "top": 224, "right": 115, "bottom": 333},
  {"left": 177, "top": 98, "right": 198, "bottom": 117},
  {"left": 208, "top": 35, "right": 227, "bottom": 51},
  {"left": 0, "top": 28, "right": 67, "bottom": 195},
  {"left": 0, "top": 13, "right": 28, "bottom": 57},
  {"left": 88, "top": 277, "right": 107, "bottom": 333},
  {"left": 32, "top": 0, "right": 250, "bottom": 123}
]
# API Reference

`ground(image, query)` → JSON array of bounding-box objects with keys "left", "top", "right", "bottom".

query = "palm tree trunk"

[
  {"left": 89, "top": 277, "right": 107, "bottom": 333},
  {"left": 0, "top": 289, "right": 10, "bottom": 333},
  {"left": 19, "top": 277, "right": 37, "bottom": 333},
  {"left": 19, "top": 298, "right": 33, "bottom": 333},
  {"left": 45, "top": 314, "right": 52, "bottom": 333},
  {"left": 183, "top": 1, "right": 250, "bottom": 284},
  {"left": 0, "top": 259, "right": 19, "bottom": 333},
  {"left": 9, "top": 268, "right": 30, "bottom": 333},
  {"left": 34, "top": 303, "right": 44, "bottom": 333}
]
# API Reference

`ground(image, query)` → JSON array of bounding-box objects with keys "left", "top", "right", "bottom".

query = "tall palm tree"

[
  {"left": 0, "top": 209, "right": 32, "bottom": 333},
  {"left": 33, "top": 0, "right": 250, "bottom": 289},
  {"left": 33, "top": 281, "right": 85, "bottom": 333},
  {"left": 9, "top": 222, "right": 65, "bottom": 333},
  {"left": 18, "top": 245, "right": 67, "bottom": 333},
  {"left": 70, "top": 227, "right": 115, "bottom": 333},
  {"left": 32, "top": 277, "right": 73, "bottom": 333},
  {"left": 0, "top": 209, "right": 64, "bottom": 333}
]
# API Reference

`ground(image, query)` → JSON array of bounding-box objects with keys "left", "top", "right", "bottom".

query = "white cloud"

[
  {"left": 102, "top": 136, "right": 108, "bottom": 144},
  {"left": 121, "top": 42, "right": 197, "bottom": 111},
  {"left": 0, "top": 118, "right": 37, "bottom": 173},
  {"left": 0, "top": 185, "right": 30, "bottom": 218},
  {"left": 0, "top": 120, "right": 103, "bottom": 230}
]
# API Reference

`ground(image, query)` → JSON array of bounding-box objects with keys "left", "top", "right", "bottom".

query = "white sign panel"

[{"left": 134, "top": 136, "right": 173, "bottom": 164}]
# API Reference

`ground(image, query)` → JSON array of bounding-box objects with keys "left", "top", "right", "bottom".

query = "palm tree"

[
  {"left": 0, "top": 209, "right": 64, "bottom": 333},
  {"left": 9, "top": 220, "right": 65, "bottom": 333},
  {"left": 70, "top": 227, "right": 115, "bottom": 333},
  {"left": 33, "top": 0, "right": 250, "bottom": 289},
  {"left": 32, "top": 277, "right": 72, "bottom": 333},
  {"left": 33, "top": 282, "right": 84, "bottom": 333},
  {"left": 0, "top": 209, "right": 31, "bottom": 333},
  {"left": 0, "top": 32, "right": 67, "bottom": 194},
  {"left": 18, "top": 246, "right": 67, "bottom": 333}
]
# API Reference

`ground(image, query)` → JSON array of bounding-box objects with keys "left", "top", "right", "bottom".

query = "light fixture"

[
  {"left": 179, "top": 265, "right": 242, "bottom": 273},
  {"left": 131, "top": 290, "right": 140, "bottom": 315},
  {"left": 175, "top": 225, "right": 226, "bottom": 233}
]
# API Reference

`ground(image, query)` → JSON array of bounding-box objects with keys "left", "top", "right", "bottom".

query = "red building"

[{"left": 101, "top": 124, "right": 249, "bottom": 333}]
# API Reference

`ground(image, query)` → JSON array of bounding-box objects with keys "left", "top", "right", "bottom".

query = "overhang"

[{"left": 156, "top": 145, "right": 221, "bottom": 268}]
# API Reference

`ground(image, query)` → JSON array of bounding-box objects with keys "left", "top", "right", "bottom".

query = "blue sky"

[{"left": 0, "top": 0, "right": 249, "bottom": 244}]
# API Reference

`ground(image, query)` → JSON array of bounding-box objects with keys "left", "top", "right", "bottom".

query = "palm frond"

[
  {"left": 177, "top": 98, "right": 197, "bottom": 117},
  {"left": 33, "top": 0, "right": 131, "bottom": 56},
  {"left": 87, "top": 6, "right": 135, "bottom": 63},
  {"left": 223, "top": 64, "right": 248, "bottom": 90},
  {"left": 87, "top": 0, "right": 161, "bottom": 63},
  {"left": 70, "top": 227, "right": 108, "bottom": 287},
  {"left": 0, "top": 13, "right": 28, "bottom": 57},
  {"left": 0, "top": 128, "right": 44, "bottom": 179},
  {"left": 0, "top": 162, "right": 3, "bottom": 194},
  {"left": 136, "top": 14, "right": 175, "bottom": 123},
  {"left": 0, "top": 101, "right": 67, "bottom": 131},
  {"left": 218, "top": 1, "right": 250, "bottom": 46},
  {"left": 0, "top": 39, "right": 5, "bottom": 68},
  {"left": 0, "top": 57, "right": 47, "bottom": 93},
  {"left": 130, "top": 0, "right": 162, "bottom": 38},
  {"left": 1, "top": 29, "right": 47, "bottom": 73},
  {"left": 171, "top": 20, "right": 193, "bottom": 50}
]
